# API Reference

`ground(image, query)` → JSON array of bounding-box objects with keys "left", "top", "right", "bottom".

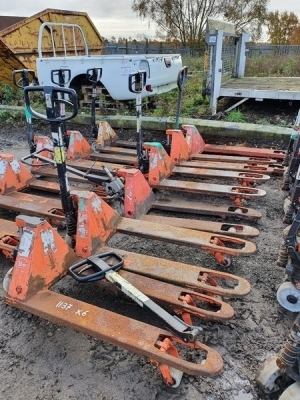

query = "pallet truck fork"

[
  {"left": 0, "top": 217, "right": 251, "bottom": 300},
  {"left": 72, "top": 140, "right": 267, "bottom": 206},
  {"left": 94, "top": 127, "right": 284, "bottom": 176},
  {"left": 181, "top": 124, "right": 286, "bottom": 160}
]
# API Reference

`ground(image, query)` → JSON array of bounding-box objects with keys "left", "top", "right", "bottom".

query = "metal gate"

[{"left": 203, "top": 18, "right": 250, "bottom": 114}]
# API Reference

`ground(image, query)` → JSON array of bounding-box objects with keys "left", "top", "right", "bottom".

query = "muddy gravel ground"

[{"left": 0, "top": 115, "right": 297, "bottom": 400}]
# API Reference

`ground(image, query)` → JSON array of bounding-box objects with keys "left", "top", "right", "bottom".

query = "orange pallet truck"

[
  {"left": 0, "top": 151, "right": 257, "bottom": 267},
  {"left": 13, "top": 146, "right": 260, "bottom": 238},
  {"left": 32, "top": 130, "right": 268, "bottom": 209},
  {"left": 68, "top": 70, "right": 274, "bottom": 184},
  {"left": 2, "top": 84, "right": 253, "bottom": 386},
  {"left": 92, "top": 125, "right": 284, "bottom": 176},
  {"left": 92, "top": 69, "right": 285, "bottom": 168},
  {"left": 3, "top": 214, "right": 223, "bottom": 387},
  {"left": 109, "top": 123, "right": 286, "bottom": 162},
  {"left": 30, "top": 134, "right": 265, "bottom": 221}
]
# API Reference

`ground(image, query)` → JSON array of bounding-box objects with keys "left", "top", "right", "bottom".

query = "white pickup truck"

[{"left": 35, "top": 22, "right": 182, "bottom": 101}]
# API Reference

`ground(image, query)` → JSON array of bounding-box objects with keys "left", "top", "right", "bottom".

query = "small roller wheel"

[
  {"left": 168, "top": 367, "right": 183, "bottom": 389},
  {"left": 227, "top": 226, "right": 237, "bottom": 234},
  {"left": 232, "top": 208, "right": 244, "bottom": 220},
  {"left": 248, "top": 181, "right": 256, "bottom": 188},
  {"left": 57, "top": 221, "right": 67, "bottom": 230},
  {"left": 3, "top": 267, "right": 13, "bottom": 293},
  {"left": 91, "top": 141, "right": 100, "bottom": 152},
  {"left": 277, "top": 282, "right": 300, "bottom": 312},
  {"left": 114, "top": 200, "right": 125, "bottom": 216},
  {"left": 221, "top": 254, "right": 232, "bottom": 267},
  {"left": 256, "top": 355, "right": 285, "bottom": 394},
  {"left": 65, "top": 234, "right": 75, "bottom": 248},
  {"left": 279, "top": 382, "right": 300, "bottom": 400},
  {"left": 283, "top": 197, "right": 291, "bottom": 214},
  {"left": 234, "top": 208, "right": 243, "bottom": 214}
]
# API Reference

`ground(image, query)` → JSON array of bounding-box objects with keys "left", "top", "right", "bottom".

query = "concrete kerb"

[{"left": 0, "top": 105, "right": 293, "bottom": 142}]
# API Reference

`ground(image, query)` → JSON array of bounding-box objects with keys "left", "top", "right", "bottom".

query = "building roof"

[{"left": 0, "top": 16, "right": 26, "bottom": 32}]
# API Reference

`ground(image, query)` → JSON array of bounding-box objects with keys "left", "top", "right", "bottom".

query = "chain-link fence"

[
  {"left": 246, "top": 45, "right": 300, "bottom": 58},
  {"left": 103, "top": 40, "right": 300, "bottom": 60}
]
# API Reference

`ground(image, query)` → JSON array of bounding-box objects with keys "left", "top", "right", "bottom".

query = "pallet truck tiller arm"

[
  {"left": 51, "top": 68, "right": 72, "bottom": 148},
  {"left": 24, "top": 85, "right": 78, "bottom": 243},
  {"left": 23, "top": 85, "right": 124, "bottom": 199},
  {"left": 175, "top": 66, "right": 188, "bottom": 130},
  {"left": 129, "top": 70, "right": 149, "bottom": 172},
  {"left": 165, "top": 65, "right": 188, "bottom": 154},
  {"left": 12, "top": 69, "right": 37, "bottom": 153},
  {"left": 69, "top": 253, "right": 202, "bottom": 343},
  {"left": 87, "top": 67, "right": 102, "bottom": 138}
]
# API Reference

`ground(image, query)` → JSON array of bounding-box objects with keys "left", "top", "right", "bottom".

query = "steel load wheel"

[
  {"left": 256, "top": 355, "right": 285, "bottom": 394},
  {"left": 279, "top": 382, "right": 300, "bottom": 400},
  {"left": 222, "top": 254, "right": 232, "bottom": 267},
  {"left": 277, "top": 282, "right": 300, "bottom": 312}
]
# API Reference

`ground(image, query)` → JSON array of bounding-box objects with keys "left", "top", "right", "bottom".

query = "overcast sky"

[{"left": 0, "top": 0, "right": 299, "bottom": 39}]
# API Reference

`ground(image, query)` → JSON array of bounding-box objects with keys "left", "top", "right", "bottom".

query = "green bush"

[{"left": 0, "top": 84, "right": 23, "bottom": 105}]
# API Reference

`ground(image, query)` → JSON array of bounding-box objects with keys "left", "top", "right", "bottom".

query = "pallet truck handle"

[
  {"left": 128, "top": 70, "right": 147, "bottom": 94},
  {"left": 51, "top": 69, "right": 71, "bottom": 87},
  {"left": 69, "top": 252, "right": 124, "bottom": 282},
  {"left": 177, "top": 66, "right": 188, "bottom": 92},
  {"left": 12, "top": 69, "right": 37, "bottom": 88},
  {"left": 86, "top": 67, "right": 102, "bottom": 84},
  {"left": 68, "top": 253, "right": 202, "bottom": 343},
  {"left": 24, "top": 86, "right": 78, "bottom": 122}
]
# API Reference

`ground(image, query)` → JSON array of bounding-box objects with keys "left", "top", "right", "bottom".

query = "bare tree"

[
  {"left": 220, "top": 0, "right": 269, "bottom": 41},
  {"left": 132, "top": 0, "right": 269, "bottom": 44}
]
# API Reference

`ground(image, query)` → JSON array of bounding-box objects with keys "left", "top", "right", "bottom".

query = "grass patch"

[{"left": 224, "top": 109, "right": 247, "bottom": 123}]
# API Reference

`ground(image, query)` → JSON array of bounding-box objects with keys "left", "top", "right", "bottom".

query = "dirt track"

[{"left": 0, "top": 119, "right": 296, "bottom": 400}]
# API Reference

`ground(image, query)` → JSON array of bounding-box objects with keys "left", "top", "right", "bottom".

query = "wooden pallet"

[
  {"left": 81, "top": 85, "right": 104, "bottom": 95},
  {"left": 80, "top": 84, "right": 126, "bottom": 111}
]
